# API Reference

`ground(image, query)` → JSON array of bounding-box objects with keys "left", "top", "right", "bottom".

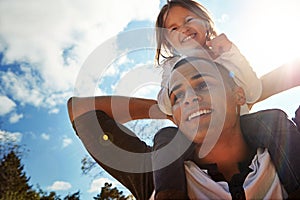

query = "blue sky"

[{"left": 1, "top": 0, "right": 300, "bottom": 199}]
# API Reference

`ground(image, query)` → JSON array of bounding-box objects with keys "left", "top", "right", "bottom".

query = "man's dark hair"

[{"left": 172, "top": 57, "right": 237, "bottom": 88}]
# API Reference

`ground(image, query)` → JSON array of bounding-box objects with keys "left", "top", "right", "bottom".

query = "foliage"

[
  {"left": 0, "top": 149, "right": 37, "bottom": 200},
  {"left": 81, "top": 155, "right": 100, "bottom": 176},
  {"left": 93, "top": 183, "right": 132, "bottom": 200},
  {"left": 0, "top": 127, "right": 132, "bottom": 200},
  {"left": 39, "top": 191, "right": 61, "bottom": 200},
  {"left": 63, "top": 190, "right": 80, "bottom": 200},
  {"left": 0, "top": 142, "right": 80, "bottom": 200}
]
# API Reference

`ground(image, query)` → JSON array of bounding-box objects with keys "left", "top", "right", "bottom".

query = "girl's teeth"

[{"left": 183, "top": 35, "right": 192, "bottom": 42}]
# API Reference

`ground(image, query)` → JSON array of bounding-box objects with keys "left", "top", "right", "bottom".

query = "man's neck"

[{"left": 194, "top": 128, "right": 251, "bottom": 181}]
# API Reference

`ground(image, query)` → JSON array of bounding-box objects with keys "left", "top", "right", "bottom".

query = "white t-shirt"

[
  {"left": 184, "top": 148, "right": 287, "bottom": 199},
  {"left": 157, "top": 43, "right": 262, "bottom": 115}
]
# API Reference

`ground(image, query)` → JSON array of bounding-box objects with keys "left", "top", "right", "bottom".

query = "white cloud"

[
  {"left": 9, "top": 113, "right": 23, "bottom": 124},
  {"left": 103, "top": 55, "right": 133, "bottom": 77},
  {"left": 0, "top": 129, "right": 22, "bottom": 143},
  {"left": 47, "top": 181, "right": 72, "bottom": 191},
  {"left": 113, "top": 63, "right": 162, "bottom": 97},
  {"left": 41, "top": 133, "right": 50, "bottom": 141},
  {"left": 88, "top": 177, "right": 118, "bottom": 193},
  {"left": 48, "top": 108, "right": 60, "bottom": 114},
  {"left": 216, "top": 14, "right": 229, "bottom": 24},
  {"left": 0, "top": 96, "right": 16, "bottom": 116},
  {"left": 0, "top": 64, "right": 72, "bottom": 110},
  {"left": 62, "top": 137, "right": 73, "bottom": 148},
  {"left": 0, "top": 0, "right": 160, "bottom": 110},
  {"left": 131, "top": 85, "right": 160, "bottom": 99}
]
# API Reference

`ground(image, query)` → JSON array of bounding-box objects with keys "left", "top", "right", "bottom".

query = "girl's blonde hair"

[{"left": 155, "top": 0, "right": 217, "bottom": 65}]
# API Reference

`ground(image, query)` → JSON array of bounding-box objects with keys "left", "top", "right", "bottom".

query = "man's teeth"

[{"left": 188, "top": 109, "right": 212, "bottom": 121}]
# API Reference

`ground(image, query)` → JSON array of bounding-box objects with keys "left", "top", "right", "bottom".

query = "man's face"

[{"left": 169, "top": 60, "right": 240, "bottom": 144}]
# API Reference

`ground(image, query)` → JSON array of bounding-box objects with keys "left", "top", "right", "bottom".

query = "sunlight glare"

[{"left": 237, "top": 0, "right": 300, "bottom": 76}]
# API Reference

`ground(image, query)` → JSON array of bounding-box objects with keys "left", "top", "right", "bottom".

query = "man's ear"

[{"left": 234, "top": 87, "right": 246, "bottom": 105}]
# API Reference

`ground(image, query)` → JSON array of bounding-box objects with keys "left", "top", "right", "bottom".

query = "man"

[
  {"left": 68, "top": 57, "right": 300, "bottom": 199},
  {"left": 164, "top": 57, "right": 291, "bottom": 199}
]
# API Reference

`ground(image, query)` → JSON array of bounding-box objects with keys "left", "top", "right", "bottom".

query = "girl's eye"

[
  {"left": 169, "top": 27, "right": 177, "bottom": 33},
  {"left": 185, "top": 17, "right": 194, "bottom": 23}
]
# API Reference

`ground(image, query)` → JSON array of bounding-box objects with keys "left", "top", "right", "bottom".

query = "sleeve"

[
  {"left": 215, "top": 43, "right": 262, "bottom": 105},
  {"left": 72, "top": 110, "right": 154, "bottom": 200}
]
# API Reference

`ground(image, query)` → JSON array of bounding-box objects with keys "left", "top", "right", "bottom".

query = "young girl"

[
  {"left": 155, "top": 0, "right": 261, "bottom": 116},
  {"left": 152, "top": 0, "right": 300, "bottom": 199}
]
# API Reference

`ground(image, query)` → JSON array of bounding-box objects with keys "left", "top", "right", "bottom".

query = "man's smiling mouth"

[{"left": 188, "top": 109, "right": 212, "bottom": 121}]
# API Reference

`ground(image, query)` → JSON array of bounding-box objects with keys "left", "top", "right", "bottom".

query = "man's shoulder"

[
  {"left": 241, "top": 109, "right": 288, "bottom": 121},
  {"left": 240, "top": 109, "right": 292, "bottom": 135}
]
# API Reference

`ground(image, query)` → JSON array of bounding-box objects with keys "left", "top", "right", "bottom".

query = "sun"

[{"left": 232, "top": 0, "right": 300, "bottom": 77}]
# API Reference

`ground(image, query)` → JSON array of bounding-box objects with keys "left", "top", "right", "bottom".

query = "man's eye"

[
  {"left": 172, "top": 92, "right": 184, "bottom": 104},
  {"left": 195, "top": 82, "right": 208, "bottom": 91}
]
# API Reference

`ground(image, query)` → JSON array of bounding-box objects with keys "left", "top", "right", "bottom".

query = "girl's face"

[{"left": 163, "top": 6, "right": 208, "bottom": 53}]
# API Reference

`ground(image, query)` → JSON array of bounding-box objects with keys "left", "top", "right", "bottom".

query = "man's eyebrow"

[
  {"left": 191, "top": 73, "right": 215, "bottom": 80},
  {"left": 191, "top": 74, "right": 203, "bottom": 80}
]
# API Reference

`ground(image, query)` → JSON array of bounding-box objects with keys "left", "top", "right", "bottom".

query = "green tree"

[
  {"left": 0, "top": 150, "right": 38, "bottom": 200},
  {"left": 38, "top": 188, "right": 61, "bottom": 200},
  {"left": 93, "top": 182, "right": 130, "bottom": 200},
  {"left": 63, "top": 190, "right": 80, "bottom": 200},
  {"left": 0, "top": 134, "right": 81, "bottom": 200}
]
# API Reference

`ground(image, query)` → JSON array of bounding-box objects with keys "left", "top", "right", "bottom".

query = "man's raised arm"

[{"left": 67, "top": 96, "right": 170, "bottom": 124}]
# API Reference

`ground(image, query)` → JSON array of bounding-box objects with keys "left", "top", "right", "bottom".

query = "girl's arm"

[
  {"left": 67, "top": 96, "right": 170, "bottom": 124},
  {"left": 209, "top": 34, "right": 300, "bottom": 108},
  {"left": 257, "top": 60, "right": 300, "bottom": 102}
]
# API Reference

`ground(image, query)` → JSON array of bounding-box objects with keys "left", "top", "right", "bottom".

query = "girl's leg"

[{"left": 152, "top": 127, "right": 194, "bottom": 199}]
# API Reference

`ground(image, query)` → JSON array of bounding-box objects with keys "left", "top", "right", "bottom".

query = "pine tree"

[
  {"left": 0, "top": 141, "right": 80, "bottom": 200},
  {"left": 0, "top": 150, "right": 38, "bottom": 200}
]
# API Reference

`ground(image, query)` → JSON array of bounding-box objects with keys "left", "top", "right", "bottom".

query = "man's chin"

[{"left": 180, "top": 128, "right": 207, "bottom": 144}]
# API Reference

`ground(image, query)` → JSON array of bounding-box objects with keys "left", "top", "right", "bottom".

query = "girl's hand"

[{"left": 206, "top": 33, "right": 232, "bottom": 56}]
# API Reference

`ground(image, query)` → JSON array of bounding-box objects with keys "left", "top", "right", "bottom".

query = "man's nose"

[{"left": 184, "top": 89, "right": 202, "bottom": 105}]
